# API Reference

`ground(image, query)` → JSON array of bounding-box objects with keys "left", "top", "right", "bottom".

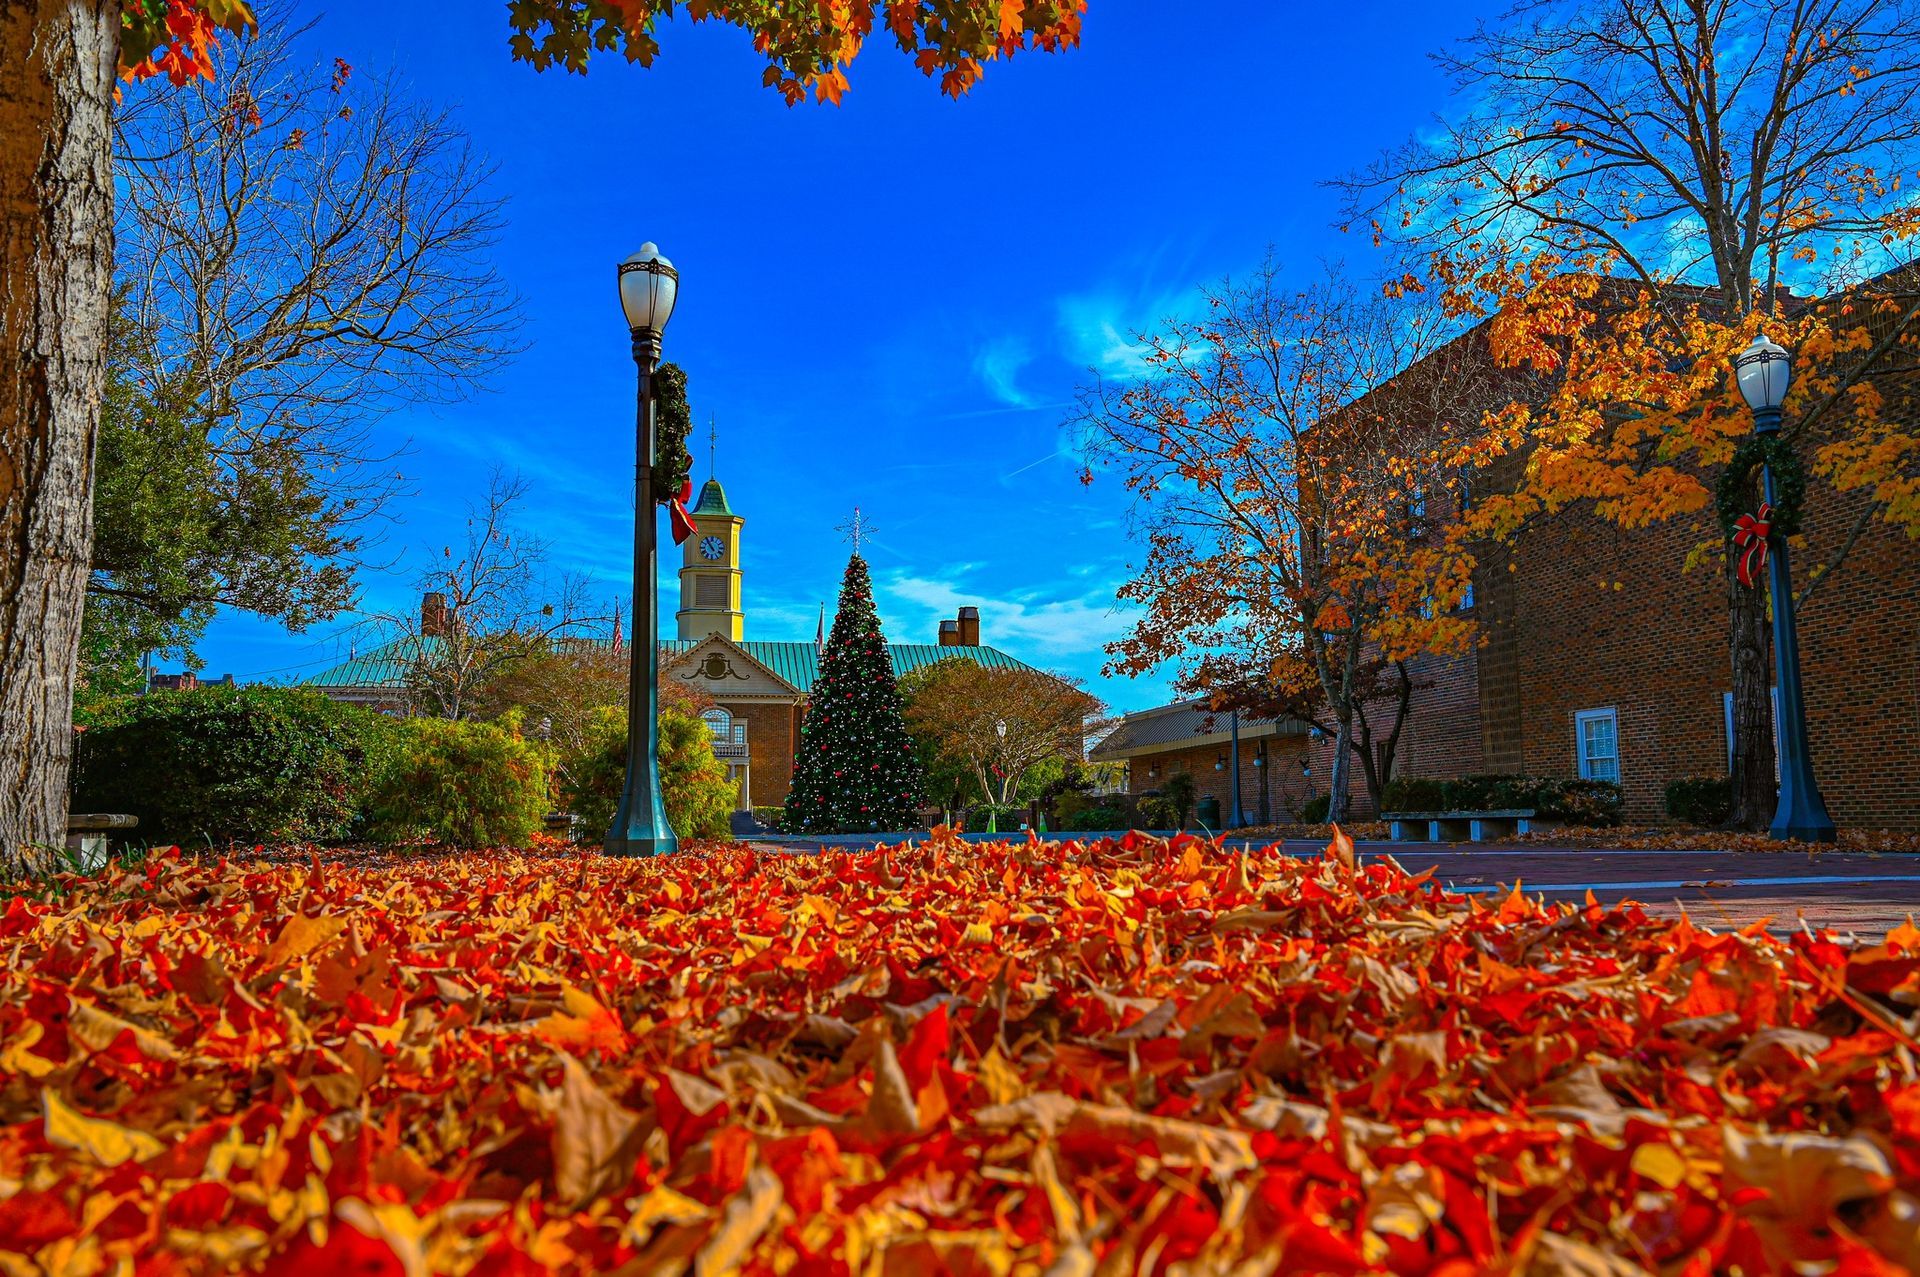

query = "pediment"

[{"left": 666, "top": 636, "right": 800, "bottom": 697}]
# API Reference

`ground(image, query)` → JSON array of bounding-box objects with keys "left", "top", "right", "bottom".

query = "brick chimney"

[
  {"left": 957, "top": 606, "right": 980, "bottom": 646},
  {"left": 938, "top": 619, "right": 961, "bottom": 646},
  {"left": 421, "top": 591, "right": 451, "bottom": 638}
]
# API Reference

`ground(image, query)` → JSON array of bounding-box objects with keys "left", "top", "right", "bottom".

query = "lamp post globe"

[
  {"left": 985, "top": 719, "right": 1009, "bottom": 834},
  {"left": 606, "top": 242, "right": 683, "bottom": 858},
  {"left": 1732, "top": 333, "right": 1835, "bottom": 843},
  {"left": 619, "top": 243, "right": 679, "bottom": 337},
  {"left": 1734, "top": 333, "right": 1791, "bottom": 419}
]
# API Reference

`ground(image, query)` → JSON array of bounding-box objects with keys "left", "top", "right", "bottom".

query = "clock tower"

[{"left": 677, "top": 478, "right": 744, "bottom": 640}]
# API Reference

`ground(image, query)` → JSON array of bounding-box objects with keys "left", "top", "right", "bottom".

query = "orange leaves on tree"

[
  {"left": 505, "top": 0, "right": 1087, "bottom": 103},
  {"left": 118, "top": 0, "right": 255, "bottom": 87}
]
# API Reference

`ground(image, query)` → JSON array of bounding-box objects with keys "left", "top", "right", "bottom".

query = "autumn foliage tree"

[
  {"left": 1074, "top": 259, "right": 1501, "bottom": 823},
  {"left": 0, "top": 0, "right": 1087, "bottom": 870},
  {"left": 1342, "top": 0, "right": 1920, "bottom": 829},
  {"left": 901, "top": 659, "right": 1104, "bottom": 807}
]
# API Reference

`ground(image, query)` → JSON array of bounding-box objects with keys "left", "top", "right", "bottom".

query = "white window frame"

[
  {"left": 1723, "top": 690, "right": 1780, "bottom": 779},
  {"left": 1574, "top": 708, "right": 1620, "bottom": 784},
  {"left": 701, "top": 707, "right": 733, "bottom": 740}
]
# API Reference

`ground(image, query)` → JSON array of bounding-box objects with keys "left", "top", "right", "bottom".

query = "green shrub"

[
  {"left": 1534, "top": 778, "right": 1625, "bottom": 826},
  {"left": 1056, "top": 804, "right": 1127, "bottom": 832},
  {"left": 1666, "top": 776, "right": 1732, "bottom": 827},
  {"left": 366, "top": 718, "right": 549, "bottom": 848},
  {"left": 560, "top": 707, "right": 734, "bottom": 842},
  {"left": 71, "top": 685, "right": 395, "bottom": 848},
  {"left": 1431, "top": 774, "right": 1625, "bottom": 827},
  {"left": 1136, "top": 796, "right": 1179, "bottom": 829},
  {"left": 965, "top": 804, "right": 1023, "bottom": 832},
  {"left": 1381, "top": 777, "right": 1449, "bottom": 813},
  {"left": 1161, "top": 772, "right": 1197, "bottom": 828},
  {"left": 752, "top": 806, "right": 786, "bottom": 833},
  {"left": 1297, "top": 794, "right": 1331, "bottom": 824}
]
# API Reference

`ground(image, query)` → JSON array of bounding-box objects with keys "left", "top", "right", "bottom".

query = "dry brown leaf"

[{"left": 552, "top": 1053, "right": 643, "bottom": 1208}]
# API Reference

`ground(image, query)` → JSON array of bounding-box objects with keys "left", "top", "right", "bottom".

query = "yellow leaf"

[
  {"left": 261, "top": 912, "right": 346, "bottom": 968},
  {"left": 69, "top": 999, "right": 178, "bottom": 1061},
  {"left": 1630, "top": 1142, "right": 1688, "bottom": 1189},
  {"left": 626, "top": 1183, "right": 712, "bottom": 1246},
  {"left": 0, "top": 1019, "right": 56, "bottom": 1078},
  {"left": 694, "top": 1165, "right": 783, "bottom": 1277},
  {"left": 976, "top": 1046, "right": 1026, "bottom": 1105},
  {"left": 43, "top": 1090, "right": 164, "bottom": 1167}
]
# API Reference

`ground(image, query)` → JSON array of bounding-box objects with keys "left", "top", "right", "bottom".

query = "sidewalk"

[{"left": 747, "top": 832, "right": 1920, "bottom": 938}]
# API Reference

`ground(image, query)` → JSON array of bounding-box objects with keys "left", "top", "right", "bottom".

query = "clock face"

[{"left": 699, "top": 535, "right": 725, "bottom": 561}]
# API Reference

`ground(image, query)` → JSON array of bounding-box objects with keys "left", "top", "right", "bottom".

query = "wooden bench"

[
  {"left": 1382, "top": 809, "right": 1565, "bottom": 843},
  {"left": 65, "top": 813, "right": 138, "bottom": 871}
]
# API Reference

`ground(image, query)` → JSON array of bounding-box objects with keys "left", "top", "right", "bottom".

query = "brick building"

[
  {"left": 1091, "top": 702, "right": 1312, "bottom": 824},
  {"left": 1097, "top": 312, "right": 1920, "bottom": 831}
]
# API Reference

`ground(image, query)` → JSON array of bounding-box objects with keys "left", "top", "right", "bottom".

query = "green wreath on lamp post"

[
  {"left": 652, "top": 362, "right": 695, "bottom": 501},
  {"left": 1714, "top": 433, "right": 1807, "bottom": 540}
]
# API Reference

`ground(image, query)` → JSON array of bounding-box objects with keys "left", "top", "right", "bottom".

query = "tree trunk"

[
  {"left": 1324, "top": 716, "right": 1353, "bottom": 825},
  {"left": 1726, "top": 559, "right": 1777, "bottom": 831},
  {"left": 0, "top": 0, "right": 117, "bottom": 876}
]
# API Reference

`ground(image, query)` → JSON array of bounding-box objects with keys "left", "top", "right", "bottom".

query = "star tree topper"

[{"left": 837, "top": 506, "right": 876, "bottom": 556}]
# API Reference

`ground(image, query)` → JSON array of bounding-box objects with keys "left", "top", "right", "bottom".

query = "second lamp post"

[
  {"left": 1732, "top": 333, "right": 1836, "bottom": 843},
  {"left": 606, "top": 243, "right": 680, "bottom": 857}
]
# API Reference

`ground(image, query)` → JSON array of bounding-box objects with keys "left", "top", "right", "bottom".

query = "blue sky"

[{"left": 193, "top": 0, "right": 1482, "bottom": 712}]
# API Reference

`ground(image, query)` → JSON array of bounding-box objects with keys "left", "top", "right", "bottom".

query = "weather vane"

[
  {"left": 707, "top": 414, "right": 717, "bottom": 476},
  {"left": 837, "top": 506, "right": 876, "bottom": 556}
]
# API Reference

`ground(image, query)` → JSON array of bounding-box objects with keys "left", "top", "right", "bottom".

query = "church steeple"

[{"left": 677, "top": 472, "right": 744, "bottom": 640}]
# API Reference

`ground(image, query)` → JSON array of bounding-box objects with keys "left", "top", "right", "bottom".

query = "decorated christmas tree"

[{"left": 786, "top": 554, "right": 924, "bottom": 833}]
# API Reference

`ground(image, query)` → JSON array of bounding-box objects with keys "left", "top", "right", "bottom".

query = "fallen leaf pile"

[
  {"left": 1232, "top": 823, "right": 1396, "bottom": 844},
  {"left": 5, "top": 831, "right": 1920, "bottom": 1275},
  {"left": 1510, "top": 828, "right": 1920, "bottom": 854}
]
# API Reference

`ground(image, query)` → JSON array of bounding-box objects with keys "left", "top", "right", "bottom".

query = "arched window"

[{"left": 701, "top": 707, "right": 732, "bottom": 740}]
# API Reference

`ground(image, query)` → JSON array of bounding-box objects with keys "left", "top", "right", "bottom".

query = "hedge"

[
  {"left": 1055, "top": 804, "right": 1128, "bottom": 832},
  {"left": 1379, "top": 774, "right": 1623, "bottom": 827},
  {"left": 71, "top": 685, "right": 394, "bottom": 848},
  {"left": 1666, "top": 775, "right": 1733, "bottom": 827}
]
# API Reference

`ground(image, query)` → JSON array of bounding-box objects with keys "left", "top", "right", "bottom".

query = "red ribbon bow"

[
  {"left": 1733, "top": 500, "right": 1771, "bottom": 588},
  {"left": 667, "top": 479, "right": 696, "bottom": 545}
]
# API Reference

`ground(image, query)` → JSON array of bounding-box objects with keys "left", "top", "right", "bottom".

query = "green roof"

[
  {"left": 307, "top": 636, "right": 1032, "bottom": 693},
  {"left": 306, "top": 637, "right": 423, "bottom": 689},
  {"left": 662, "top": 640, "right": 1033, "bottom": 691},
  {"left": 692, "top": 479, "right": 732, "bottom": 516}
]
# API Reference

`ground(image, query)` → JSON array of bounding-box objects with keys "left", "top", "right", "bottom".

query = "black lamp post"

[
  {"left": 988, "top": 719, "right": 1008, "bottom": 834},
  {"left": 1253, "top": 741, "right": 1270, "bottom": 824},
  {"left": 1732, "top": 333, "right": 1836, "bottom": 843},
  {"left": 606, "top": 243, "right": 681, "bottom": 857},
  {"left": 1227, "top": 709, "right": 1246, "bottom": 828}
]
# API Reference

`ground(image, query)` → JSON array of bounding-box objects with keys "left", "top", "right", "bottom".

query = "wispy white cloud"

[
  {"left": 972, "top": 335, "right": 1037, "bottom": 407},
  {"left": 878, "top": 568, "right": 1132, "bottom": 662},
  {"left": 1056, "top": 294, "right": 1157, "bottom": 380}
]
